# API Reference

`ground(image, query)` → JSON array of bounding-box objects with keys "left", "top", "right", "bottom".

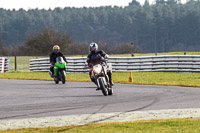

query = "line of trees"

[
  {"left": 0, "top": 0, "right": 200, "bottom": 55},
  {"left": 0, "top": 28, "right": 142, "bottom": 56}
]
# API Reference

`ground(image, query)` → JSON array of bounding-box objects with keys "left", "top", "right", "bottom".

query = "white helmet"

[{"left": 89, "top": 42, "right": 98, "bottom": 52}]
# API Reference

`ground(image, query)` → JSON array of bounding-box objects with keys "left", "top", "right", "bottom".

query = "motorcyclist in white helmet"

[{"left": 87, "top": 42, "right": 113, "bottom": 89}]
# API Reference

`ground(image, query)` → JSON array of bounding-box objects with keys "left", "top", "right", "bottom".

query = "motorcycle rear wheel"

[{"left": 108, "top": 87, "right": 113, "bottom": 95}]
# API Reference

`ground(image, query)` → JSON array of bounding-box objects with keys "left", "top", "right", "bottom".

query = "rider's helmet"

[
  {"left": 89, "top": 42, "right": 98, "bottom": 53},
  {"left": 53, "top": 45, "right": 60, "bottom": 54}
]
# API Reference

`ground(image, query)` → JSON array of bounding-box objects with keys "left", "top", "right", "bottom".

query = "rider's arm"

[
  {"left": 86, "top": 58, "right": 90, "bottom": 64},
  {"left": 104, "top": 54, "right": 109, "bottom": 59},
  {"left": 99, "top": 50, "right": 109, "bottom": 58},
  {"left": 86, "top": 53, "right": 91, "bottom": 64},
  {"left": 59, "top": 52, "right": 68, "bottom": 63},
  {"left": 50, "top": 53, "right": 54, "bottom": 64},
  {"left": 87, "top": 54, "right": 93, "bottom": 67},
  {"left": 50, "top": 53, "right": 55, "bottom": 67},
  {"left": 99, "top": 50, "right": 109, "bottom": 61}
]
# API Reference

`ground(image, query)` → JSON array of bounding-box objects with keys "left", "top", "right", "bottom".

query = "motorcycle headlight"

[{"left": 93, "top": 65, "right": 102, "bottom": 74}]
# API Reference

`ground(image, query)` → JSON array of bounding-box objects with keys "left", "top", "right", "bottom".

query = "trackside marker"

[
  {"left": 128, "top": 72, "right": 133, "bottom": 82},
  {"left": 1, "top": 57, "right": 5, "bottom": 73}
]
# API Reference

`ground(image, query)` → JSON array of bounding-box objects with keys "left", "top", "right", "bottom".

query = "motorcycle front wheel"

[
  {"left": 54, "top": 77, "right": 59, "bottom": 84},
  {"left": 61, "top": 70, "right": 66, "bottom": 84},
  {"left": 58, "top": 70, "right": 66, "bottom": 84},
  {"left": 99, "top": 78, "right": 108, "bottom": 96}
]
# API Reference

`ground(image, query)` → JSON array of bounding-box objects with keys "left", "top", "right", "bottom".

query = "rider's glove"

[
  {"left": 88, "top": 63, "right": 93, "bottom": 68},
  {"left": 51, "top": 62, "right": 55, "bottom": 67},
  {"left": 104, "top": 54, "right": 109, "bottom": 59}
]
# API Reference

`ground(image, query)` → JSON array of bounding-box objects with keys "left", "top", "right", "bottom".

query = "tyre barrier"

[{"left": 0, "top": 57, "right": 10, "bottom": 73}]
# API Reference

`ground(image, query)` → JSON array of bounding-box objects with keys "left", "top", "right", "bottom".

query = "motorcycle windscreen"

[
  {"left": 91, "top": 54, "right": 102, "bottom": 65},
  {"left": 56, "top": 56, "right": 64, "bottom": 64}
]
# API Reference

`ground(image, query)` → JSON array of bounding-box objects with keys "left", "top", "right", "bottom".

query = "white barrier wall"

[
  {"left": 30, "top": 57, "right": 88, "bottom": 73},
  {"left": 0, "top": 57, "right": 10, "bottom": 72},
  {"left": 29, "top": 55, "right": 200, "bottom": 72}
]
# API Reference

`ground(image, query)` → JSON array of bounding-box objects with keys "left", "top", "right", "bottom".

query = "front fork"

[
  {"left": 96, "top": 77, "right": 108, "bottom": 89},
  {"left": 91, "top": 65, "right": 111, "bottom": 89},
  {"left": 95, "top": 73, "right": 110, "bottom": 89},
  {"left": 54, "top": 67, "right": 66, "bottom": 77},
  {"left": 54, "top": 66, "right": 58, "bottom": 76}
]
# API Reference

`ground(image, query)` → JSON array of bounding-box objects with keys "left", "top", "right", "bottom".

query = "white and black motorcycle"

[{"left": 90, "top": 61, "right": 113, "bottom": 96}]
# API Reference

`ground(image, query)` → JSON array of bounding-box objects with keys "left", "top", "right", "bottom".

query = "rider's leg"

[
  {"left": 107, "top": 70, "right": 114, "bottom": 86},
  {"left": 54, "top": 67, "right": 58, "bottom": 77},
  {"left": 89, "top": 71, "right": 96, "bottom": 83},
  {"left": 90, "top": 70, "right": 100, "bottom": 90},
  {"left": 49, "top": 66, "right": 54, "bottom": 77}
]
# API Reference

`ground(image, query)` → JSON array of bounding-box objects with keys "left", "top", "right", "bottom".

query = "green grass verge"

[
  {"left": 1, "top": 71, "right": 200, "bottom": 87},
  {"left": 0, "top": 71, "right": 90, "bottom": 81},
  {"left": 7, "top": 56, "right": 47, "bottom": 71},
  {"left": 1, "top": 119, "right": 200, "bottom": 133},
  {"left": 6, "top": 52, "right": 200, "bottom": 71}
]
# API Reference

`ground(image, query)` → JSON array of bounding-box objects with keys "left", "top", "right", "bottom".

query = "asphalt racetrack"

[{"left": 0, "top": 79, "right": 200, "bottom": 121}]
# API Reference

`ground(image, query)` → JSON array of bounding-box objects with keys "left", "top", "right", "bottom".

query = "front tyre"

[
  {"left": 99, "top": 78, "right": 108, "bottom": 96},
  {"left": 54, "top": 77, "right": 59, "bottom": 84},
  {"left": 61, "top": 70, "right": 66, "bottom": 84}
]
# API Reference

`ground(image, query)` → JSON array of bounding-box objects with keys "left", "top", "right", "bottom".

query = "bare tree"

[
  {"left": 112, "top": 42, "right": 143, "bottom": 54},
  {"left": 68, "top": 42, "right": 88, "bottom": 55},
  {"left": 20, "top": 27, "right": 72, "bottom": 56}
]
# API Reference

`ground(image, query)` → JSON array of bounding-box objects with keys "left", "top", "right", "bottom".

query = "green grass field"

[
  {"left": 1, "top": 119, "right": 200, "bottom": 133},
  {"left": 6, "top": 52, "right": 200, "bottom": 71},
  {"left": 1, "top": 71, "right": 200, "bottom": 87},
  {"left": 7, "top": 56, "right": 47, "bottom": 71}
]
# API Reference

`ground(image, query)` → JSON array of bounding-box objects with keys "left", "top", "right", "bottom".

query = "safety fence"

[
  {"left": 30, "top": 57, "right": 88, "bottom": 73},
  {"left": 0, "top": 57, "right": 10, "bottom": 72},
  {"left": 30, "top": 55, "right": 200, "bottom": 72},
  {"left": 7, "top": 56, "right": 46, "bottom": 71}
]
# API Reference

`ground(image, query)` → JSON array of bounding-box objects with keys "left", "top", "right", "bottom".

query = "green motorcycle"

[{"left": 54, "top": 56, "right": 67, "bottom": 84}]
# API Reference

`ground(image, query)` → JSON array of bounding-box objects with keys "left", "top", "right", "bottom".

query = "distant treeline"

[
  {"left": 0, "top": 0, "right": 200, "bottom": 54},
  {"left": 0, "top": 28, "right": 142, "bottom": 56}
]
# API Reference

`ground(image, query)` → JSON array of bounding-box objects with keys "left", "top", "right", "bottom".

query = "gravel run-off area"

[{"left": 1, "top": 108, "right": 200, "bottom": 130}]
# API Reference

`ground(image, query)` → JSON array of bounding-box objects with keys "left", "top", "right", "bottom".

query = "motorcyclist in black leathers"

[
  {"left": 87, "top": 42, "right": 113, "bottom": 89},
  {"left": 49, "top": 45, "right": 67, "bottom": 77}
]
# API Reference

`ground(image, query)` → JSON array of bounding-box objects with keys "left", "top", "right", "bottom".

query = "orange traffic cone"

[{"left": 128, "top": 72, "right": 133, "bottom": 83}]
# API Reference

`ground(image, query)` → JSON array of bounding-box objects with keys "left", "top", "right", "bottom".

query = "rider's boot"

[
  {"left": 96, "top": 87, "right": 100, "bottom": 91},
  {"left": 108, "top": 71, "right": 114, "bottom": 86},
  {"left": 110, "top": 80, "right": 114, "bottom": 86},
  {"left": 49, "top": 70, "right": 54, "bottom": 78}
]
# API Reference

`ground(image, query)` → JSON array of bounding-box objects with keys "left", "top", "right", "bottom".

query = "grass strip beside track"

[
  {"left": 6, "top": 52, "right": 200, "bottom": 71},
  {"left": 1, "top": 119, "right": 200, "bottom": 133},
  {"left": 1, "top": 71, "right": 200, "bottom": 87}
]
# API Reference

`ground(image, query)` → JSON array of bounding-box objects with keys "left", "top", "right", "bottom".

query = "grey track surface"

[{"left": 0, "top": 79, "right": 200, "bottom": 121}]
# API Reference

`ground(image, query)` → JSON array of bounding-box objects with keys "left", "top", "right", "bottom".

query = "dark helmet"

[
  {"left": 89, "top": 42, "right": 98, "bottom": 53},
  {"left": 53, "top": 45, "right": 60, "bottom": 54}
]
